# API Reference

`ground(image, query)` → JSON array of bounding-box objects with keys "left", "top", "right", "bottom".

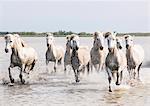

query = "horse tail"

[{"left": 30, "top": 60, "right": 36, "bottom": 70}]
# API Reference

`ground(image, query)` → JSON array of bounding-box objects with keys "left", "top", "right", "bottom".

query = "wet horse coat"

[
  {"left": 124, "top": 35, "right": 144, "bottom": 80},
  {"left": 90, "top": 31, "right": 106, "bottom": 72},
  {"left": 45, "top": 33, "right": 64, "bottom": 72},
  {"left": 4, "top": 34, "right": 38, "bottom": 84},
  {"left": 105, "top": 32, "right": 127, "bottom": 92}
]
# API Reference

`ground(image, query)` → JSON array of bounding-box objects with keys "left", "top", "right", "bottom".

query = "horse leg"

[
  {"left": 98, "top": 63, "right": 104, "bottom": 71},
  {"left": 19, "top": 64, "right": 25, "bottom": 84},
  {"left": 116, "top": 67, "right": 123, "bottom": 85},
  {"left": 90, "top": 63, "right": 93, "bottom": 73},
  {"left": 116, "top": 72, "right": 120, "bottom": 85},
  {"left": 8, "top": 66, "right": 14, "bottom": 83},
  {"left": 86, "top": 62, "right": 90, "bottom": 75},
  {"left": 76, "top": 69, "right": 80, "bottom": 82},
  {"left": 72, "top": 68, "right": 78, "bottom": 82},
  {"left": 30, "top": 60, "right": 36, "bottom": 71},
  {"left": 46, "top": 60, "right": 49, "bottom": 66},
  {"left": 137, "top": 63, "right": 142, "bottom": 80},
  {"left": 58, "top": 58, "right": 62, "bottom": 65},
  {"left": 94, "top": 64, "right": 98, "bottom": 72},
  {"left": 54, "top": 60, "right": 58, "bottom": 72},
  {"left": 120, "top": 71, "right": 123, "bottom": 84},
  {"left": 106, "top": 67, "right": 112, "bottom": 92},
  {"left": 64, "top": 64, "right": 67, "bottom": 73}
]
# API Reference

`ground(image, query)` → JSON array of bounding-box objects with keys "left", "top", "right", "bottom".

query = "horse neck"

[
  {"left": 11, "top": 40, "right": 23, "bottom": 56},
  {"left": 93, "top": 45, "right": 99, "bottom": 51},
  {"left": 65, "top": 47, "right": 71, "bottom": 54},
  {"left": 109, "top": 47, "right": 118, "bottom": 56},
  {"left": 126, "top": 46, "right": 133, "bottom": 58},
  {"left": 72, "top": 49, "right": 78, "bottom": 57},
  {"left": 93, "top": 41, "right": 103, "bottom": 51},
  {"left": 48, "top": 43, "right": 55, "bottom": 50}
]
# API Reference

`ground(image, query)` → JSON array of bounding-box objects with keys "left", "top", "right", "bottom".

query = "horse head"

[
  {"left": 124, "top": 35, "right": 134, "bottom": 49},
  {"left": 46, "top": 32, "right": 54, "bottom": 47},
  {"left": 70, "top": 34, "right": 80, "bottom": 50},
  {"left": 4, "top": 34, "right": 16, "bottom": 53},
  {"left": 104, "top": 31, "right": 117, "bottom": 53},
  {"left": 116, "top": 37, "right": 123, "bottom": 49},
  {"left": 93, "top": 31, "right": 105, "bottom": 50}
]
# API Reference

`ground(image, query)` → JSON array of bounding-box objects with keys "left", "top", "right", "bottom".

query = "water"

[{"left": 0, "top": 37, "right": 150, "bottom": 106}]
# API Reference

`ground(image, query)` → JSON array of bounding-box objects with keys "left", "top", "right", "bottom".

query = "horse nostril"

[
  {"left": 108, "top": 48, "right": 112, "bottom": 52},
  {"left": 119, "top": 46, "right": 122, "bottom": 49},
  {"left": 5, "top": 48, "right": 8, "bottom": 53},
  {"left": 100, "top": 46, "right": 103, "bottom": 50},
  {"left": 126, "top": 45, "right": 129, "bottom": 49}
]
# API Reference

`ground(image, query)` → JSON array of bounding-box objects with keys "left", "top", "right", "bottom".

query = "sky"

[{"left": 0, "top": 0, "right": 149, "bottom": 33}]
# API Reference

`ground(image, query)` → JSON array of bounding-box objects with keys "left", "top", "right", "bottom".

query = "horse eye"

[{"left": 10, "top": 41, "right": 12, "bottom": 43}]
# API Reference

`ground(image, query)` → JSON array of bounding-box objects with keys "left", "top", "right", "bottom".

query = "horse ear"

[
  {"left": 70, "top": 35, "right": 74, "bottom": 40},
  {"left": 66, "top": 35, "right": 70, "bottom": 40},
  {"left": 21, "top": 42, "right": 25, "bottom": 47},
  {"left": 93, "top": 32, "right": 99, "bottom": 39},
  {"left": 104, "top": 32, "right": 111, "bottom": 38},
  {"left": 113, "top": 31, "right": 117, "bottom": 36},
  {"left": 124, "top": 35, "right": 130, "bottom": 39}
]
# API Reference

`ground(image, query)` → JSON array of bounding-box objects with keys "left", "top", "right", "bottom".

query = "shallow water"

[{"left": 0, "top": 37, "right": 150, "bottom": 106}]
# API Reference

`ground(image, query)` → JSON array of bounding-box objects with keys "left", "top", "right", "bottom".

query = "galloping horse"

[
  {"left": 105, "top": 32, "right": 127, "bottom": 92},
  {"left": 4, "top": 34, "right": 38, "bottom": 84}
]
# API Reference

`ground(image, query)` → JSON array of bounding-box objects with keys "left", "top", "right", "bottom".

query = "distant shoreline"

[{"left": 0, "top": 32, "right": 150, "bottom": 37}]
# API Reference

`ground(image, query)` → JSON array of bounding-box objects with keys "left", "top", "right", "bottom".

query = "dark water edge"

[{"left": 0, "top": 32, "right": 150, "bottom": 37}]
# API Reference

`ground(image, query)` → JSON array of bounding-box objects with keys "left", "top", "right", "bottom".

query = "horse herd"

[{"left": 4, "top": 32, "right": 144, "bottom": 92}]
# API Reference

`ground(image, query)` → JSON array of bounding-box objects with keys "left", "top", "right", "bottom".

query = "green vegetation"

[{"left": 0, "top": 31, "right": 150, "bottom": 37}]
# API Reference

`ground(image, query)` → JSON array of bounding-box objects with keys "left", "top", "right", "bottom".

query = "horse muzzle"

[
  {"left": 108, "top": 48, "right": 114, "bottom": 52},
  {"left": 119, "top": 46, "right": 122, "bottom": 49},
  {"left": 47, "top": 44, "right": 49, "bottom": 47},
  {"left": 5, "top": 48, "right": 9, "bottom": 53},
  {"left": 126, "top": 44, "right": 129, "bottom": 49},
  {"left": 100, "top": 46, "right": 104, "bottom": 50}
]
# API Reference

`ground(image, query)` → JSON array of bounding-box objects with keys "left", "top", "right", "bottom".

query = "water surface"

[{"left": 0, "top": 37, "right": 150, "bottom": 106}]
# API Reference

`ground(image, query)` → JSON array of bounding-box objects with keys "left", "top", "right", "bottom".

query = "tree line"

[{"left": 0, "top": 31, "right": 149, "bottom": 37}]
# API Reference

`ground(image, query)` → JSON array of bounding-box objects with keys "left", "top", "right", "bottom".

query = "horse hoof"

[
  {"left": 21, "top": 79, "right": 25, "bottom": 84},
  {"left": 116, "top": 82, "right": 120, "bottom": 86},
  {"left": 76, "top": 79, "right": 80, "bottom": 83},
  {"left": 109, "top": 89, "right": 112, "bottom": 92},
  {"left": 10, "top": 79, "right": 14, "bottom": 83}
]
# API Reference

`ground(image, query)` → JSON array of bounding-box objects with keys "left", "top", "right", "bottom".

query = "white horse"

[
  {"left": 69, "top": 34, "right": 90, "bottom": 82},
  {"left": 4, "top": 34, "right": 38, "bottom": 84},
  {"left": 124, "top": 35, "right": 144, "bottom": 80},
  {"left": 64, "top": 35, "right": 72, "bottom": 72},
  {"left": 105, "top": 32, "right": 127, "bottom": 92},
  {"left": 45, "top": 33, "right": 64, "bottom": 72},
  {"left": 116, "top": 37, "right": 123, "bottom": 50},
  {"left": 90, "top": 31, "right": 106, "bottom": 72}
]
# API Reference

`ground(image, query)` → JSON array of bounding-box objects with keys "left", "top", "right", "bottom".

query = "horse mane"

[
  {"left": 124, "top": 34, "right": 132, "bottom": 39},
  {"left": 93, "top": 32, "right": 100, "bottom": 39},
  {"left": 14, "top": 34, "right": 27, "bottom": 47},
  {"left": 104, "top": 32, "right": 111, "bottom": 38},
  {"left": 70, "top": 34, "right": 79, "bottom": 41}
]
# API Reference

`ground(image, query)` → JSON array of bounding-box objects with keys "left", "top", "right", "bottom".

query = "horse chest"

[
  {"left": 91, "top": 49, "right": 101, "bottom": 64},
  {"left": 106, "top": 54, "right": 119, "bottom": 70},
  {"left": 46, "top": 49, "right": 56, "bottom": 61},
  {"left": 126, "top": 52, "right": 136, "bottom": 69},
  {"left": 64, "top": 52, "right": 71, "bottom": 64},
  {"left": 71, "top": 51, "right": 80, "bottom": 70},
  {"left": 11, "top": 53, "right": 22, "bottom": 67}
]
